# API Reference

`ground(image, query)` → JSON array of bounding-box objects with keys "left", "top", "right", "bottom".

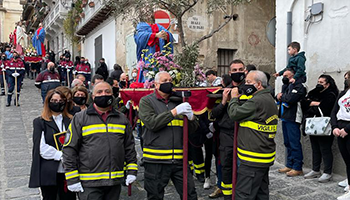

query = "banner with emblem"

[{"left": 53, "top": 131, "right": 67, "bottom": 151}]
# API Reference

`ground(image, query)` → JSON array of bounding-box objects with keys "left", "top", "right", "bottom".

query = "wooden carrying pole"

[
  {"left": 2, "top": 69, "right": 7, "bottom": 95},
  {"left": 232, "top": 122, "right": 239, "bottom": 200},
  {"left": 14, "top": 69, "right": 18, "bottom": 106},
  {"left": 67, "top": 68, "right": 71, "bottom": 88},
  {"left": 182, "top": 91, "right": 191, "bottom": 200}
]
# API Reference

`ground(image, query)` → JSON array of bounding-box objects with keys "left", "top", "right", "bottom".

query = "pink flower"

[{"left": 159, "top": 67, "right": 165, "bottom": 71}]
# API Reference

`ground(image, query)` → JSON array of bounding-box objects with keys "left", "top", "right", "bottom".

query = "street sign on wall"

[{"left": 154, "top": 10, "right": 171, "bottom": 29}]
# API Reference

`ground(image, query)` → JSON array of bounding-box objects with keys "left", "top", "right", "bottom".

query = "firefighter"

[
  {"left": 5, "top": 51, "right": 25, "bottom": 107},
  {"left": 226, "top": 70, "right": 278, "bottom": 200},
  {"left": 0, "top": 53, "right": 7, "bottom": 96},
  {"left": 138, "top": 71, "right": 199, "bottom": 200},
  {"left": 75, "top": 57, "right": 91, "bottom": 86},
  {"left": 35, "top": 62, "right": 61, "bottom": 103},
  {"left": 62, "top": 81, "right": 137, "bottom": 199},
  {"left": 59, "top": 55, "right": 73, "bottom": 86}
]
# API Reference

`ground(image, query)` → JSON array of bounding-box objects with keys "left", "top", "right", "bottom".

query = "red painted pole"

[
  {"left": 128, "top": 184, "right": 132, "bottom": 196},
  {"left": 183, "top": 94, "right": 189, "bottom": 200},
  {"left": 232, "top": 122, "right": 239, "bottom": 200},
  {"left": 128, "top": 102, "right": 133, "bottom": 196}
]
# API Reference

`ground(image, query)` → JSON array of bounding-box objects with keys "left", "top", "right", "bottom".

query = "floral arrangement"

[
  {"left": 138, "top": 43, "right": 182, "bottom": 88},
  {"left": 24, "top": 46, "right": 38, "bottom": 57},
  {"left": 193, "top": 64, "right": 207, "bottom": 87}
]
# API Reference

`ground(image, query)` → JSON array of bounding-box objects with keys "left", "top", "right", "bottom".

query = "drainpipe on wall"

[{"left": 287, "top": 0, "right": 298, "bottom": 64}]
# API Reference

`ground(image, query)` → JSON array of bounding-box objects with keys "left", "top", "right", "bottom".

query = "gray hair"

[
  {"left": 250, "top": 70, "right": 268, "bottom": 88},
  {"left": 71, "top": 79, "right": 83, "bottom": 88},
  {"left": 92, "top": 81, "right": 112, "bottom": 95},
  {"left": 155, "top": 71, "right": 170, "bottom": 83}
]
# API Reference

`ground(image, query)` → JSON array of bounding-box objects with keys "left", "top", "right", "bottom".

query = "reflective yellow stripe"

[
  {"left": 239, "top": 95, "right": 253, "bottom": 100},
  {"left": 194, "top": 163, "right": 205, "bottom": 168},
  {"left": 222, "top": 189, "right": 233, "bottom": 195},
  {"left": 189, "top": 160, "right": 194, "bottom": 164},
  {"left": 143, "top": 148, "right": 183, "bottom": 154},
  {"left": 82, "top": 124, "right": 106, "bottom": 136},
  {"left": 238, "top": 153, "right": 275, "bottom": 163},
  {"left": 65, "top": 170, "right": 79, "bottom": 180},
  {"left": 107, "top": 124, "right": 126, "bottom": 134},
  {"left": 141, "top": 119, "right": 183, "bottom": 127},
  {"left": 63, "top": 124, "right": 73, "bottom": 147},
  {"left": 215, "top": 99, "right": 222, "bottom": 104},
  {"left": 194, "top": 169, "right": 205, "bottom": 174},
  {"left": 266, "top": 115, "right": 278, "bottom": 124},
  {"left": 237, "top": 147, "right": 276, "bottom": 158},
  {"left": 167, "top": 119, "right": 184, "bottom": 127},
  {"left": 239, "top": 121, "right": 277, "bottom": 133},
  {"left": 143, "top": 154, "right": 183, "bottom": 160},
  {"left": 221, "top": 182, "right": 232, "bottom": 189},
  {"left": 137, "top": 119, "right": 141, "bottom": 123},
  {"left": 190, "top": 166, "right": 194, "bottom": 170},
  {"left": 79, "top": 171, "right": 124, "bottom": 180},
  {"left": 126, "top": 163, "right": 138, "bottom": 171}
]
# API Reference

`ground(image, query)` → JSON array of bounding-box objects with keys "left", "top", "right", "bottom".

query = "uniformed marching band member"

[
  {"left": 0, "top": 52, "right": 7, "bottom": 96},
  {"left": 75, "top": 57, "right": 91, "bottom": 87},
  {"left": 226, "top": 70, "right": 278, "bottom": 200},
  {"left": 59, "top": 55, "right": 74, "bottom": 86},
  {"left": 5, "top": 51, "right": 25, "bottom": 107},
  {"left": 35, "top": 62, "right": 61, "bottom": 103}
]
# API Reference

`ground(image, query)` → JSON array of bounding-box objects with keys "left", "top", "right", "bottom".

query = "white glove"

[
  {"left": 12, "top": 72, "right": 20, "bottom": 77},
  {"left": 67, "top": 68, "right": 71, "bottom": 72},
  {"left": 125, "top": 175, "right": 136, "bottom": 186},
  {"left": 175, "top": 102, "right": 194, "bottom": 120},
  {"left": 125, "top": 100, "right": 131, "bottom": 110},
  {"left": 67, "top": 182, "right": 84, "bottom": 192},
  {"left": 73, "top": 70, "right": 77, "bottom": 75},
  {"left": 209, "top": 122, "right": 215, "bottom": 133},
  {"left": 206, "top": 132, "right": 213, "bottom": 139}
]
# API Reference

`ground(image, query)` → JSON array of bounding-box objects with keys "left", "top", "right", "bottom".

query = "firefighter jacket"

[
  {"left": 59, "top": 60, "right": 74, "bottom": 70},
  {"left": 35, "top": 69, "right": 60, "bottom": 91},
  {"left": 0, "top": 60, "right": 7, "bottom": 73},
  {"left": 75, "top": 63, "right": 91, "bottom": 75},
  {"left": 5, "top": 58, "right": 25, "bottom": 74},
  {"left": 227, "top": 89, "right": 278, "bottom": 168},
  {"left": 139, "top": 91, "right": 199, "bottom": 165},
  {"left": 62, "top": 105, "right": 137, "bottom": 187}
]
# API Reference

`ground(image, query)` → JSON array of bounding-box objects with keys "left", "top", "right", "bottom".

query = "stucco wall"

[
  {"left": 0, "top": 0, "right": 22, "bottom": 42},
  {"left": 275, "top": 0, "right": 350, "bottom": 176}
]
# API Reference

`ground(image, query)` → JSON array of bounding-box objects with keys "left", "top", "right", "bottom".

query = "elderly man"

[
  {"left": 119, "top": 73, "right": 128, "bottom": 88},
  {"left": 63, "top": 81, "right": 138, "bottom": 199},
  {"left": 35, "top": 62, "right": 60, "bottom": 102},
  {"left": 225, "top": 70, "right": 278, "bottom": 200},
  {"left": 139, "top": 71, "right": 198, "bottom": 200},
  {"left": 71, "top": 78, "right": 84, "bottom": 88}
]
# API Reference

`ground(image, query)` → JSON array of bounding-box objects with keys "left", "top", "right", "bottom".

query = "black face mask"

[
  {"left": 241, "top": 84, "right": 257, "bottom": 96},
  {"left": 315, "top": 84, "right": 324, "bottom": 92},
  {"left": 94, "top": 95, "right": 113, "bottom": 108},
  {"left": 119, "top": 81, "right": 127, "bottom": 88},
  {"left": 73, "top": 97, "right": 87, "bottom": 105},
  {"left": 49, "top": 67, "right": 55, "bottom": 72},
  {"left": 159, "top": 82, "right": 173, "bottom": 94},
  {"left": 1, "top": 56, "right": 5, "bottom": 60},
  {"left": 112, "top": 87, "right": 120, "bottom": 97},
  {"left": 49, "top": 102, "right": 65, "bottom": 113},
  {"left": 282, "top": 77, "right": 290, "bottom": 85},
  {"left": 14, "top": 56, "right": 19, "bottom": 59},
  {"left": 231, "top": 72, "right": 245, "bottom": 83}
]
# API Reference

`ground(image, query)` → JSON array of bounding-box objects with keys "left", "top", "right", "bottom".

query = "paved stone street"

[{"left": 0, "top": 78, "right": 348, "bottom": 200}]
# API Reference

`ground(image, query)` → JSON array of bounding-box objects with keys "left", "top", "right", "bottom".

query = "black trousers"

[
  {"left": 189, "top": 143, "right": 205, "bottom": 177},
  {"left": 144, "top": 163, "right": 197, "bottom": 200},
  {"left": 235, "top": 165, "right": 269, "bottom": 200},
  {"left": 310, "top": 135, "right": 334, "bottom": 174},
  {"left": 78, "top": 185, "right": 121, "bottom": 200},
  {"left": 40, "top": 173, "right": 76, "bottom": 200},
  {"left": 338, "top": 135, "right": 350, "bottom": 185},
  {"left": 219, "top": 131, "right": 234, "bottom": 199},
  {"left": 204, "top": 137, "right": 214, "bottom": 178}
]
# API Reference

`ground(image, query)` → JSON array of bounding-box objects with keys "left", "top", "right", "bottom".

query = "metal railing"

[
  {"left": 76, "top": 0, "right": 103, "bottom": 31},
  {"left": 43, "top": 2, "right": 69, "bottom": 30}
]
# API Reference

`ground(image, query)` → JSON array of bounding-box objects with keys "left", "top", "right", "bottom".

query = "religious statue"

[{"left": 32, "top": 23, "right": 46, "bottom": 57}]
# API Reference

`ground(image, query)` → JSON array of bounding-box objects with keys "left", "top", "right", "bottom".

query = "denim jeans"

[{"left": 282, "top": 120, "right": 303, "bottom": 170}]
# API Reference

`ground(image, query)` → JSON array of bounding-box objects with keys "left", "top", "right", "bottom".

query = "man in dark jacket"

[
  {"left": 96, "top": 58, "right": 109, "bottom": 80},
  {"left": 139, "top": 71, "right": 199, "bottom": 200},
  {"left": 227, "top": 70, "right": 278, "bottom": 200},
  {"left": 276, "top": 69, "right": 307, "bottom": 177},
  {"left": 62, "top": 82, "right": 137, "bottom": 199},
  {"left": 35, "top": 62, "right": 60, "bottom": 102}
]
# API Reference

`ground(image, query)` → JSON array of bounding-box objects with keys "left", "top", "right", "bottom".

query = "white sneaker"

[
  {"left": 318, "top": 173, "right": 332, "bottom": 183},
  {"left": 337, "top": 191, "right": 350, "bottom": 200},
  {"left": 304, "top": 170, "right": 321, "bottom": 179},
  {"left": 203, "top": 177, "right": 210, "bottom": 189},
  {"left": 345, "top": 185, "right": 349, "bottom": 192},
  {"left": 340, "top": 179, "right": 349, "bottom": 188}
]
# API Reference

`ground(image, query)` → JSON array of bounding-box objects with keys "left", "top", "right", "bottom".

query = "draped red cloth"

[
  {"left": 37, "top": 27, "right": 46, "bottom": 56},
  {"left": 120, "top": 87, "right": 221, "bottom": 115},
  {"left": 24, "top": 56, "right": 43, "bottom": 63}
]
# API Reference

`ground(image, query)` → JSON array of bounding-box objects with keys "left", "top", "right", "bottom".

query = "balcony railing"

[
  {"left": 43, "top": 2, "right": 69, "bottom": 30},
  {"left": 76, "top": 0, "right": 103, "bottom": 31}
]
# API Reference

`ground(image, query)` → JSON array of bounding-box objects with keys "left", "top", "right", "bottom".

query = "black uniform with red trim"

[
  {"left": 35, "top": 69, "right": 61, "bottom": 102},
  {"left": 58, "top": 60, "right": 74, "bottom": 86},
  {"left": 5, "top": 57, "right": 25, "bottom": 106},
  {"left": 75, "top": 63, "right": 91, "bottom": 85},
  {"left": 0, "top": 59, "right": 7, "bottom": 95}
]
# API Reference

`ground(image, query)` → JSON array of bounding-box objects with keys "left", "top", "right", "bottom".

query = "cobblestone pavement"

[{"left": 0, "top": 78, "right": 347, "bottom": 200}]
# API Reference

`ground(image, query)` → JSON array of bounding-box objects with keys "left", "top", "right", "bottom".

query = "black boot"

[
  {"left": 14, "top": 94, "right": 20, "bottom": 107},
  {"left": 6, "top": 94, "right": 11, "bottom": 107}
]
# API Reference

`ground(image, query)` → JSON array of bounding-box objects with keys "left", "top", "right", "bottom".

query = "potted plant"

[
  {"left": 80, "top": 12, "right": 85, "bottom": 18},
  {"left": 88, "top": 1, "right": 95, "bottom": 7},
  {"left": 82, "top": 0, "right": 87, "bottom": 6},
  {"left": 75, "top": 16, "right": 80, "bottom": 22}
]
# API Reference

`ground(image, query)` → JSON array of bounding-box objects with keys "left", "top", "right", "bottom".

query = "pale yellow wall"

[{"left": 0, "top": 0, "right": 22, "bottom": 42}]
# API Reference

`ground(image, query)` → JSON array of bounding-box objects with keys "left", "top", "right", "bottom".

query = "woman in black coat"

[
  {"left": 302, "top": 75, "right": 338, "bottom": 182},
  {"left": 29, "top": 89, "right": 76, "bottom": 200}
]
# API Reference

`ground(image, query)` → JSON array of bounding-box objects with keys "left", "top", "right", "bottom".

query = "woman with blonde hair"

[{"left": 29, "top": 89, "right": 76, "bottom": 200}]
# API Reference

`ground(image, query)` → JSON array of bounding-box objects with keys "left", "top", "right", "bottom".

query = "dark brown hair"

[
  {"left": 41, "top": 89, "right": 72, "bottom": 121},
  {"left": 288, "top": 42, "right": 300, "bottom": 52},
  {"left": 72, "top": 86, "right": 89, "bottom": 98},
  {"left": 56, "top": 86, "right": 73, "bottom": 111}
]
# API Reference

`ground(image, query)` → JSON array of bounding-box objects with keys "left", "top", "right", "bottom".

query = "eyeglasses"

[{"left": 50, "top": 99, "right": 64, "bottom": 104}]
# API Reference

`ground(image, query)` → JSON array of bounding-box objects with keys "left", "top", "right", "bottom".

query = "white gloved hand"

[
  {"left": 125, "top": 175, "right": 137, "bottom": 186},
  {"left": 209, "top": 122, "right": 215, "bottom": 133},
  {"left": 12, "top": 72, "right": 20, "bottom": 77},
  {"left": 67, "top": 68, "right": 71, "bottom": 72},
  {"left": 73, "top": 70, "right": 77, "bottom": 75},
  {"left": 184, "top": 110, "right": 194, "bottom": 120},
  {"left": 176, "top": 102, "right": 192, "bottom": 115},
  {"left": 125, "top": 100, "right": 131, "bottom": 110},
  {"left": 67, "top": 182, "right": 84, "bottom": 192},
  {"left": 206, "top": 132, "right": 213, "bottom": 139}
]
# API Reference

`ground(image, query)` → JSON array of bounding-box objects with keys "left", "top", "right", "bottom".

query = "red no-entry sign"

[{"left": 154, "top": 10, "right": 171, "bottom": 29}]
